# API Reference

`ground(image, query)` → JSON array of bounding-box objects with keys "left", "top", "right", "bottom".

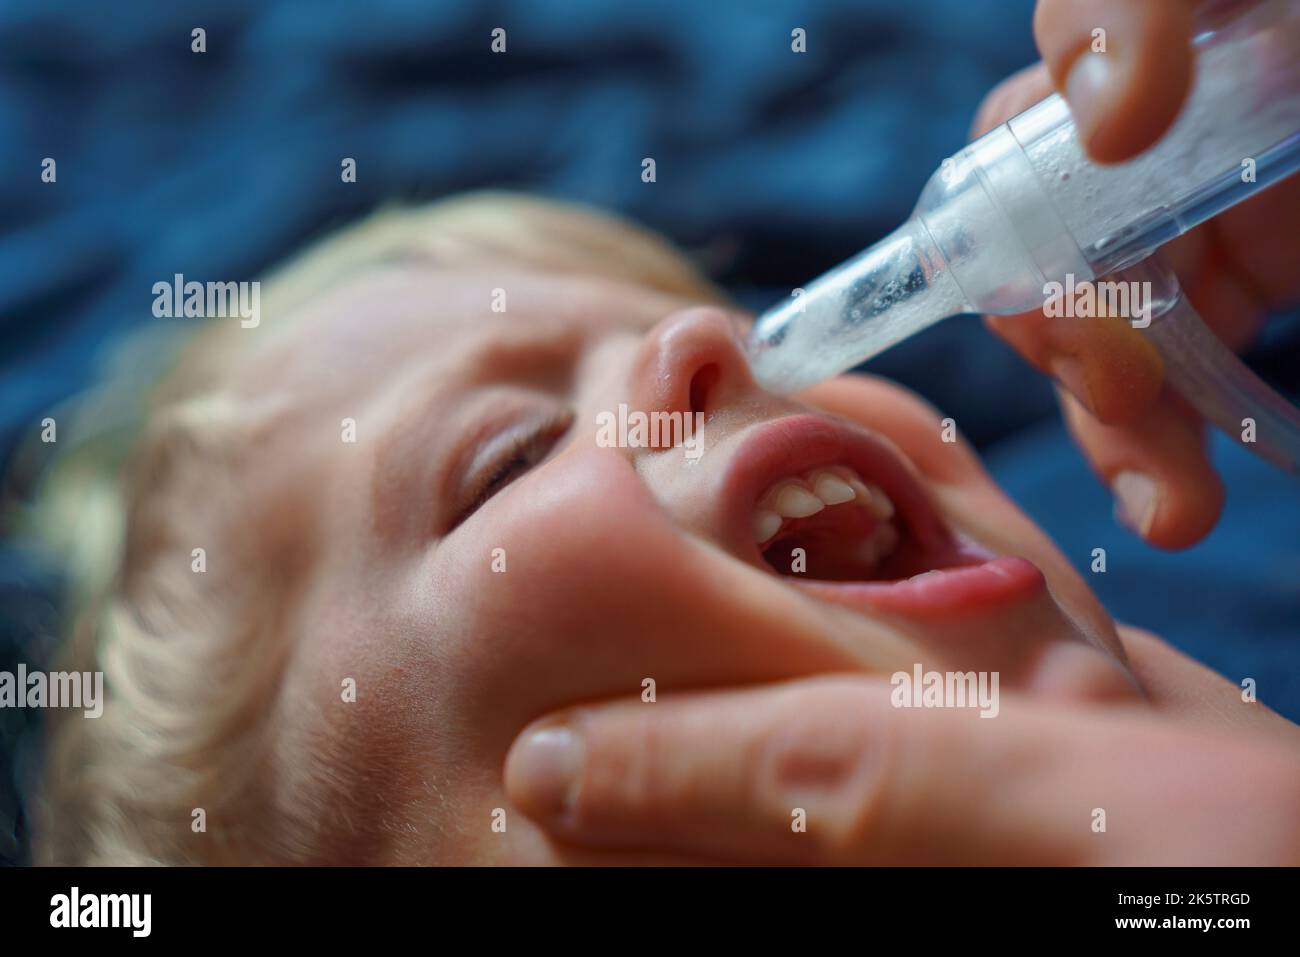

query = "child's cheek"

[
  {"left": 481, "top": 447, "right": 678, "bottom": 627},
  {"left": 440, "top": 447, "right": 714, "bottom": 716}
]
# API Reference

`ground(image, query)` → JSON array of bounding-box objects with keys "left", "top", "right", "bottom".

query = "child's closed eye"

[{"left": 454, "top": 411, "right": 573, "bottom": 526}]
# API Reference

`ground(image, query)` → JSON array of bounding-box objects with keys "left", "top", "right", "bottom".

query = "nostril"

[{"left": 689, "top": 363, "right": 721, "bottom": 417}]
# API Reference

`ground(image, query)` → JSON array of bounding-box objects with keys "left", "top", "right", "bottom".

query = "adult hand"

[
  {"left": 973, "top": 0, "right": 1300, "bottom": 549},
  {"left": 504, "top": 629, "right": 1300, "bottom": 864}
]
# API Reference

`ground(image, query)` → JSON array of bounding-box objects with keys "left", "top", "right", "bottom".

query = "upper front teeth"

[
  {"left": 812, "top": 473, "right": 856, "bottom": 505},
  {"left": 752, "top": 468, "right": 895, "bottom": 542},
  {"left": 773, "top": 484, "right": 825, "bottom": 518},
  {"left": 848, "top": 476, "right": 894, "bottom": 521},
  {"left": 751, "top": 510, "right": 782, "bottom": 543}
]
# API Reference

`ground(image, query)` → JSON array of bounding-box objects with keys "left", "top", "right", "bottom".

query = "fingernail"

[
  {"left": 508, "top": 725, "right": 583, "bottom": 819},
  {"left": 1112, "top": 471, "right": 1158, "bottom": 536},
  {"left": 1065, "top": 52, "right": 1114, "bottom": 147},
  {"left": 1049, "top": 355, "right": 1095, "bottom": 411}
]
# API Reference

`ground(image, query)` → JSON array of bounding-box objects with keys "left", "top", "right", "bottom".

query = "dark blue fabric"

[
  {"left": 0, "top": 0, "right": 1043, "bottom": 452},
  {"left": 1, "top": 0, "right": 1298, "bottom": 865}
]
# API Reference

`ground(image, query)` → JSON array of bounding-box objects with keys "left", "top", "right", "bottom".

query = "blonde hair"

[{"left": 27, "top": 193, "right": 723, "bottom": 864}]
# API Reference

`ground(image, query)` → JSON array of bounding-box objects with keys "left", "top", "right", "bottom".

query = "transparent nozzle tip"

[{"left": 745, "top": 218, "right": 965, "bottom": 393}]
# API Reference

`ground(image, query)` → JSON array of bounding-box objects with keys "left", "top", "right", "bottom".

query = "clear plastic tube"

[{"left": 1116, "top": 257, "right": 1300, "bottom": 474}]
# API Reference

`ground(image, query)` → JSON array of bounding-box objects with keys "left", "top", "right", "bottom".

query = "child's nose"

[{"left": 626, "top": 306, "right": 754, "bottom": 436}]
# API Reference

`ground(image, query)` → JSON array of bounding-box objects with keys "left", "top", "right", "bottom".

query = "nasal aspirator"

[{"left": 747, "top": 0, "right": 1300, "bottom": 474}]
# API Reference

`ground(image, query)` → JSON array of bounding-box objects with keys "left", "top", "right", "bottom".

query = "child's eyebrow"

[{"left": 463, "top": 324, "right": 585, "bottom": 392}]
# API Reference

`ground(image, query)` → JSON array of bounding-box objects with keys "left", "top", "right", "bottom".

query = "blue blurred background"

[{"left": 1, "top": 0, "right": 1297, "bottom": 865}]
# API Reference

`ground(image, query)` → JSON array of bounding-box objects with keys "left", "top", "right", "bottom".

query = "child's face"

[{"left": 224, "top": 258, "right": 1136, "bottom": 864}]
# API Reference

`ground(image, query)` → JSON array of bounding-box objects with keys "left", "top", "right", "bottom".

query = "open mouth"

[
  {"left": 752, "top": 465, "right": 970, "bottom": 581},
  {"left": 726, "top": 414, "right": 1045, "bottom": 614}
]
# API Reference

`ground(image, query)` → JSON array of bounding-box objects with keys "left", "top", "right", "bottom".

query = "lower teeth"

[{"left": 855, "top": 521, "right": 899, "bottom": 567}]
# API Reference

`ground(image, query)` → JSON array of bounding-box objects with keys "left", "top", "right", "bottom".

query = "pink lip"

[
  {"left": 797, "top": 555, "right": 1048, "bottom": 618},
  {"left": 720, "top": 414, "right": 1048, "bottom": 617}
]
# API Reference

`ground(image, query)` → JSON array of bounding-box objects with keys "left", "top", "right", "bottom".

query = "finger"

[
  {"left": 1034, "top": 0, "right": 1196, "bottom": 163},
  {"left": 1204, "top": 170, "right": 1300, "bottom": 308},
  {"left": 506, "top": 679, "right": 885, "bottom": 863},
  {"left": 970, "top": 62, "right": 1054, "bottom": 140},
  {"left": 1057, "top": 385, "right": 1224, "bottom": 548},
  {"left": 983, "top": 309, "right": 1164, "bottom": 425},
  {"left": 506, "top": 677, "right": 1101, "bottom": 864},
  {"left": 505, "top": 676, "right": 1300, "bottom": 865}
]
